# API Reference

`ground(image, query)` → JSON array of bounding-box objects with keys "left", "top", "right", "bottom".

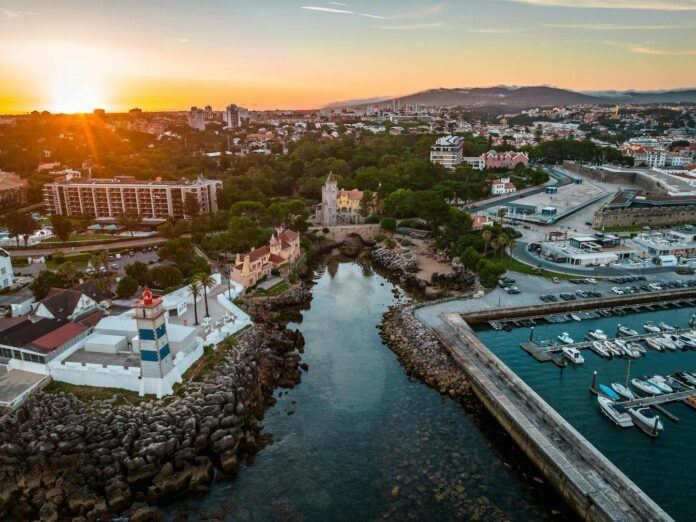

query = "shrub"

[
  {"left": 380, "top": 217, "right": 397, "bottom": 232},
  {"left": 116, "top": 276, "right": 139, "bottom": 298}
]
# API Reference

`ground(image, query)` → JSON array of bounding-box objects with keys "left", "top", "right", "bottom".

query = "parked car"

[
  {"left": 111, "top": 263, "right": 119, "bottom": 270},
  {"left": 611, "top": 287, "right": 624, "bottom": 295},
  {"left": 552, "top": 277, "right": 560, "bottom": 284},
  {"left": 547, "top": 294, "right": 558, "bottom": 302},
  {"left": 504, "top": 286, "right": 521, "bottom": 294},
  {"left": 649, "top": 283, "right": 662, "bottom": 291}
]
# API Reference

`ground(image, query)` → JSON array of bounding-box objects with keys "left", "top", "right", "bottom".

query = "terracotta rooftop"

[{"left": 31, "top": 322, "right": 87, "bottom": 352}]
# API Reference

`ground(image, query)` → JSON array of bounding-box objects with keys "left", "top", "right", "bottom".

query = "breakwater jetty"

[{"left": 434, "top": 313, "right": 674, "bottom": 521}]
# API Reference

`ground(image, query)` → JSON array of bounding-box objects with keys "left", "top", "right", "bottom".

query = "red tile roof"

[
  {"left": 31, "top": 322, "right": 87, "bottom": 351},
  {"left": 248, "top": 245, "right": 270, "bottom": 262}
]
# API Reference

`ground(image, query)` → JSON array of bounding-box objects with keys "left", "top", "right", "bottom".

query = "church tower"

[
  {"left": 135, "top": 289, "right": 180, "bottom": 397},
  {"left": 321, "top": 171, "right": 338, "bottom": 226}
]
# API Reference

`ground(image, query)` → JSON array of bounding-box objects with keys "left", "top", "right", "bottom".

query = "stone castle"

[{"left": 315, "top": 172, "right": 365, "bottom": 226}]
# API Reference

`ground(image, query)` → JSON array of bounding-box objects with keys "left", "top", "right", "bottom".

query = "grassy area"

[
  {"left": 251, "top": 281, "right": 290, "bottom": 297},
  {"left": 499, "top": 253, "right": 575, "bottom": 280},
  {"left": 43, "top": 380, "right": 155, "bottom": 406}
]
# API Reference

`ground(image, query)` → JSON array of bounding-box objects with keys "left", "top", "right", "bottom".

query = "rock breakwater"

[
  {"left": 0, "top": 324, "right": 305, "bottom": 521},
  {"left": 379, "top": 304, "right": 470, "bottom": 400}
]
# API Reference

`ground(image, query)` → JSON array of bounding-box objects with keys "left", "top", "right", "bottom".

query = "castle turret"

[{"left": 321, "top": 171, "right": 338, "bottom": 226}]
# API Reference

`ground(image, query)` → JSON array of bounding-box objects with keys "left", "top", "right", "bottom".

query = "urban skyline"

[{"left": 1, "top": 0, "right": 695, "bottom": 113}]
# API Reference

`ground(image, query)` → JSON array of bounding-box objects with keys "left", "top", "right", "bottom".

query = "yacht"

[
  {"left": 676, "top": 334, "right": 696, "bottom": 350},
  {"left": 660, "top": 335, "right": 677, "bottom": 351},
  {"left": 591, "top": 341, "right": 611, "bottom": 358},
  {"left": 659, "top": 322, "right": 676, "bottom": 332},
  {"left": 677, "top": 372, "right": 696, "bottom": 386},
  {"left": 644, "top": 337, "right": 663, "bottom": 351},
  {"left": 643, "top": 322, "right": 661, "bottom": 333},
  {"left": 617, "top": 325, "right": 639, "bottom": 337},
  {"left": 647, "top": 376, "right": 673, "bottom": 394},
  {"left": 603, "top": 340, "right": 623, "bottom": 357},
  {"left": 558, "top": 332, "right": 574, "bottom": 345},
  {"left": 628, "top": 407, "right": 663, "bottom": 437},
  {"left": 629, "top": 341, "right": 646, "bottom": 355},
  {"left": 611, "top": 382, "right": 635, "bottom": 400},
  {"left": 669, "top": 335, "right": 687, "bottom": 350},
  {"left": 631, "top": 378, "right": 662, "bottom": 395},
  {"left": 587, "top": 329, "right": 608, "bottom": 341},
  {"left": 570, "top": 313, "right": 582, "bottom": 322},
  {"left": 598, "top": 396, "right": 633, "bottom": 428},
  {"left": 562, "top": 346, "right": 585, "bottom": 365}
]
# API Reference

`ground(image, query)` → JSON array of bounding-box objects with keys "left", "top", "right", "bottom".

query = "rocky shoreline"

[
  {"left": 378, "top": 304, "right": 470, "bottom": 401},
  {"left": 0, "top": 323, "right": 305, "bottom": 521}
]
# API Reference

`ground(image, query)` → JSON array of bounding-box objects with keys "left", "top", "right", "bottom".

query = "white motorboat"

[
  {"left": 659, "top": 322, "right": 676, "bottom": 332},
  {"left": 611, "top": 382, "right": 636, "bottom": 400},
  {"left": 630, "top": 341, "right": 646, "bottom": 355},
  {"left": 647, "top": 376, "right": 673, "bottom": 394},
  {"left": 660, "top": 335, "right": 677, "bottom": 351},
  {"left": 558, "top": 332, "right": 574, "bottom": 345},
  {"left": 616, "top": 339, "right": 641, "bottom": 358},
  {"left": 643, "top": 322, "right": 661, "bottom": 333},
  {"left": 676, "top": 335, "right": 696, "bottom": 350},
  {"left": 628, "top": 407, "right": 663, "bottom": 437},
  {"left": 669, "top": 335, "right": 687, "bottom": 350},
  {"left": 570, "top": 313, "right": 582, "bottom": 322},
  {"left": 591, "top": 341, "right": 611, "bottom": 358},
  {"left": 588, "top": 329, "right": 608, "bottom": 341},
  {"left": 562, "top": 346, "right": 584, "bottom": 364},
  {"left": 631, "top": 378, "right": 662, "bottom": 395},
  {"left": 603, "top": 340, "right": 622, "bottom": 357},
  {"left": 617, "top": 325, "right": 639, "bottom": 337},
  {"left": 644, "top": 337, "right": 663, "bottom": 351},
  {"left": 598, "top": 396, "right": 633, "bottom": 428},
  {"left": 678, "top": 372, "right": 696, "bottom": 386}
]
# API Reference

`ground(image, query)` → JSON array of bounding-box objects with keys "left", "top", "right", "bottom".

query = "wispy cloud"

[
  {"left": 502, "top": 0, "right": 696, "bottom": 10},
  {"left": 606, "top": 40, "right": 696, "bottom": 56},
  {"left": 541, "top": 22, "right": 690, "bottom": 30},
  {"left": 329, "top": 2, "right": 348, "bottom": 5},
  {"left": 1, "top": 8, "right": 36, "bottom": 18},
  {"left": 374, "top": 22, "right": 445, "bottom": 31},
  {"left": 300, "top": 5, "right": 389, "bottom": 19},
  {"left": 466, "top": 27, "right": 519, "bottom": 33}
]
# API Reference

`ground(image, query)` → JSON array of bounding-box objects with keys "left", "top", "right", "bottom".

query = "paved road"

[{"left": 7, "top": 236, "right": 168, "bottom": 257}]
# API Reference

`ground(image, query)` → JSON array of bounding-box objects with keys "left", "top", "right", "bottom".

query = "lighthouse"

[{"left": 134, "top": 289, "right": 180, "bottom": 397}]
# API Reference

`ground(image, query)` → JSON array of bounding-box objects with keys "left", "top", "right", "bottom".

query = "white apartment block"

[
  {"left": 462, "top": 156, "right": 485, "bottom": 170},
  {"left": 0, "top": 248, "right": 14, "bottom": 290},
  {"left": 430, "top": 135, "right": 464, "bottom": 169},
  {"left": 43, "top": 177, "right": 223, "bottom": 221}
]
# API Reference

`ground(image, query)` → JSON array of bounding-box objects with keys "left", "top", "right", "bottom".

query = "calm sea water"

[
  {"left": 166, "top": 262, "right": 574, "bottom": 521},
  {"left": 477, "top": 307, "right": 696, "bottom": 522}
]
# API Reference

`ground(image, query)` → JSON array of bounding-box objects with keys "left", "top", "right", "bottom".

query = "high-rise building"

[
  {"left": 188, "top": 106, "right": 206, "bottom": 130},
  {"left": 134, "top": 289, "right": 180, "bottom": 398},
  {"left": 43, "top": 177, "right": 223, "bottom": 220},
  {"left": 225, "top": 104, "right": 240, "bottom": 128},
  {"left": 204, "top": 105, "right": 213, "bottom": 120},
  {"left": 430, "top": 136, "right": 464, "bottom": 169}
]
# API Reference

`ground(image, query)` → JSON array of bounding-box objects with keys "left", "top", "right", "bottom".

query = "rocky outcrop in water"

[
  {"left": 379, "top": 304, "right": 470, "bottom": 399},
  {"left": 0, "top": 324, "right": 305, "bottom": 521},
  {"left": 369, "top": 247, "right": 427, "bottom": 292}
]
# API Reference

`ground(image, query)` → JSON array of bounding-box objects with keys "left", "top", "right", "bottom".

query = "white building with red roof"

[
  {"left": 490, "top": 177, "right": 517, "bottom": 196},
  {"left": 230, "top": 228, "right": 301, "bottom": 288}
]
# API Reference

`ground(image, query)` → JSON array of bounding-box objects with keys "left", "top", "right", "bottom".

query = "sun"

[{"left": 49, "top": 81, "right": 105, "bottom": 114}]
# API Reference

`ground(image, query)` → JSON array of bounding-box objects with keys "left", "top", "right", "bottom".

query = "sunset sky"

[{"left": 1, "top": 0, "right": 695, "bottom": 113}]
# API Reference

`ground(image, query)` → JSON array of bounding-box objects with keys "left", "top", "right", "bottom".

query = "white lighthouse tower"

[{"left": 134, "top": 289, "right": 181, "bottom": 397}]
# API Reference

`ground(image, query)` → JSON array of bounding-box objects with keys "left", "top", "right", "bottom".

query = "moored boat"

[
  {"left": 677, "top": 372, "right": 696, "bottom": 386},
  {"left": 660, "top": 335, "right": 677, "bottom": 351},
  {"left": 599, "top": 384, "right": 620, "bottom": 400},
  {"left": 562, "top": 346, "right": 584, "bottom": 364},
  {"left": 629, "top": 341, "right": 646, "bottom": 355},
  {"left": 603, "top": 340, "right": 622, "bottom": 357},
  {"left": 558, "top": 332, "right": 574, "bottom": 345},
  {"left": 643, "top": 322, "right": 661, "bottom": 333},
  {"left": 644, "top": 336, "right": 663, "bottom": 351},
  {"left": 617, "top": 325, "right": 639, "bottom": 337},
  {"left": 591, "top": 341, "right": 611, "bottom": 358},
  {"left": 631, "top": 378, "right": 662, "bottom": 395},
  {"left": 659, "top": 322, "right": 676, "bottom": 332},
  {"left": 647, "top": 376, "right": 673, "bottom": 394},
  {"left": 598, "top": 396, "right": 633, "bottom": 428},
  {"left": 611, "top": 382, "right": 635, "bottom": 400},
  {"left": 570, "top": 313, "right": 582, "bottom": 322},
  {"left": 588, "top": 329, "right": 607, "bottom": 341},
  {"left": 628, "top": 407, "right": 663, "bottom": 437}
]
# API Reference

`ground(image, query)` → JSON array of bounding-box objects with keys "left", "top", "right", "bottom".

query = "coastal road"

[{"left": 7, "top": 236, "right": 169, "bottom": 257}]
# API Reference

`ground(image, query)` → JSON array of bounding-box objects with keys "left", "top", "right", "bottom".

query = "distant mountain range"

[{"left": 326, "top": 86, "right": 696, "bottom": 110}]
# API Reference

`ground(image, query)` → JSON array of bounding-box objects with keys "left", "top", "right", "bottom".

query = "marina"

[{"left": 476, "top": 304, "right": 696, "bottom": 521}]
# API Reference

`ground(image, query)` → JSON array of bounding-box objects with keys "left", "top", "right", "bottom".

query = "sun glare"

[{"left": 49, "top": 82, "right": 104, "bottom": 114}]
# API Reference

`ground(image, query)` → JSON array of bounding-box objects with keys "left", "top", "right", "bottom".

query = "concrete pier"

[{"left": 435, "top": 313, "right": 674, "bottom": 522}]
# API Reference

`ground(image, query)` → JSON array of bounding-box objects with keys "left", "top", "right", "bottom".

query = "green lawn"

[
  {"left": 499, "top": 253, "right": 575, "bottom": 280},
  {"left": 252, "top": 281, "right": 290, "bottom": 297}
]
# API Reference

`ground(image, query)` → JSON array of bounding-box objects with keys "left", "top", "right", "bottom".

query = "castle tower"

[
  {"left": 321, "top": 171, "right": 338, "bottom": 226},
  {"left": 134, "top": 289, "right": 180, "bottom": 397}
]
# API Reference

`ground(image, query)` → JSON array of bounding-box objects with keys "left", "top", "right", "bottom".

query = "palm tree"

[
  {"left": 497, "top": 207, "right": 507, "bottom": 225},
  {"left": 481, "top": 230, "right": 492, "bottom": 258},
  {"left": 195, "top": 273, "right": 216, "bottom": 318},
  {"left": 187, "top": 281, "right": 202, "bottom": 325}
]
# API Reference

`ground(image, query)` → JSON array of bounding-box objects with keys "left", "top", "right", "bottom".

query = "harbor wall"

[
  {"left": 460, "top": 287, "right": 696, "bottom": 325},
  {"left": 435, "top": 314, "right": 674, "bottom": 522}
]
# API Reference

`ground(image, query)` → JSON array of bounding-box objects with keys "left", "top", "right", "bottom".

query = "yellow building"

[{"left": 230, "top": 229, "right": 301, "bottom": 288}]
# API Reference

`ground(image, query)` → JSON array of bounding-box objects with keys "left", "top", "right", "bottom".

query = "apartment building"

[
  {"left": 430, "top": 135, "right": 464, "bottom": 169},
  {"left": 43, "top": 176, "right": 222, "bottom": 221}
]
